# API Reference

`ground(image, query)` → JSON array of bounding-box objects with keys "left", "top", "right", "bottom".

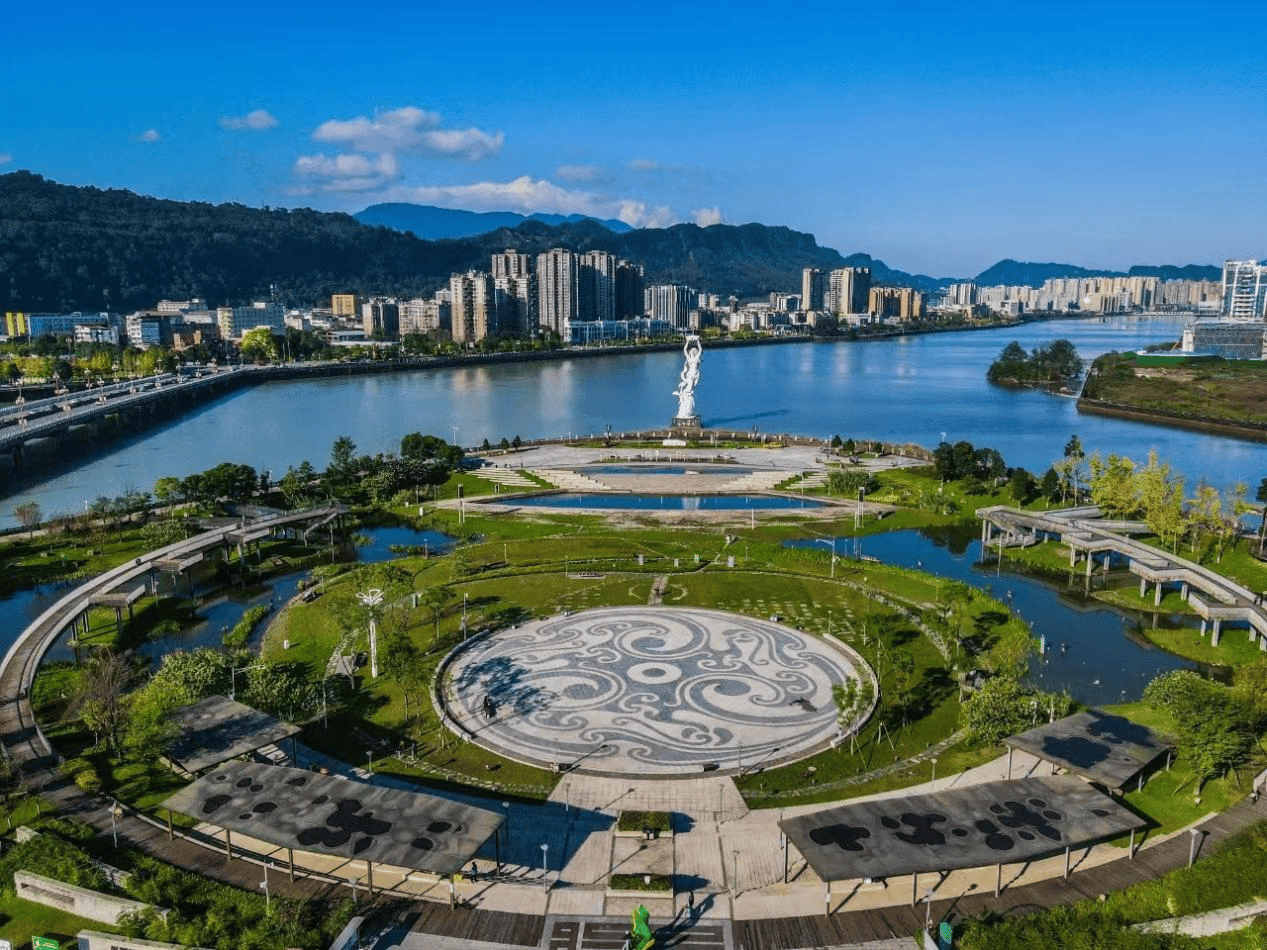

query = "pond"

[
  {"left": 5, "top": 522, "right": 456, "bottom": 668},
  {"left": 786, "top": 527, "right": 1199, "bottom": 706},
  {"left": 504, "top": 493, "right": 825, "bottom": 510}
]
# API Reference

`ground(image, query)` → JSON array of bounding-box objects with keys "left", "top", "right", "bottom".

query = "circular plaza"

[{"left": 438, "top": 606, "right": 874, "bottom": 777}]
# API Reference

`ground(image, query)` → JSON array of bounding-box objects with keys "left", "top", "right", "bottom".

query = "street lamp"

[
  {"left": 540, "top": 842, "right": 549, "bottom": 875},
  {"left": 1188, "top": 828, "right": 1202, "bottom": 868},
  {"left": 923, "top": 887, "right": 935, "bottom": 930},
  {"left": 366, "top": 751, "right": 374, "bottom": 776},
  {"left": 930, "top": 757, "right": 939, "bottom": 788},
  {"left": 815, "top": 537, "right": 837, "bottom": 579},
  {"left": 357, "top": 588, "right": 384, "bottom": 678},
  {"left": 463, "top": 592, "right": 469, "bottom": 640},
  {"left": 261, "top": 862, "right": 272, "bottom": 912},
  {"left": 732, "top": 849, "right": 740, "bottom": 895}
]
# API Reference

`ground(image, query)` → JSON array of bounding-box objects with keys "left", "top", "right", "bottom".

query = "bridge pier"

[
  {"left": 1154, "top": 582, "right": 1163, "bottom": 607},
  {"left": 1212, "top": 619, "right": 1222, "bottom": 647}
]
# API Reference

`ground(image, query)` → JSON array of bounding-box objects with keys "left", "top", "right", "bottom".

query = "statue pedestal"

[{"left": 670, "top": 415, "right": 701, "bottom": 430}]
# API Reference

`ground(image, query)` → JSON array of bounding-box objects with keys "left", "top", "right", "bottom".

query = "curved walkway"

[{"left": 979, "top": 504, "right": 1267, "bottom": 647}]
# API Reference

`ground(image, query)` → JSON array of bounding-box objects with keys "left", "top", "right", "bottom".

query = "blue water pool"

[{"left": 508, "top": 493, "right": 823, "bottom": 510}]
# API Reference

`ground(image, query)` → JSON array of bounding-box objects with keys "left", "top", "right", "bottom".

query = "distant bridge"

[{"left": 0, "top": 366, "right": 251, "bottom": 456}]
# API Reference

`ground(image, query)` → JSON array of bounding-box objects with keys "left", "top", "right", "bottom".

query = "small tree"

[{"left": 14, "top": 501, "right": 41, "bottom": 538}]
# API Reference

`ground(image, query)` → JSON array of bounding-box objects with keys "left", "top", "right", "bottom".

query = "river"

[{"left": 4, "top": 315, "right": 1265, "bottom": 527}]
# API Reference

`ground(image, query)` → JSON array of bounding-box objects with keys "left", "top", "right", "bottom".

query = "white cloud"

[
  {"left": 293, "top": 152, "right": 400, "bottom": 193},
  {"left": 556, "top": 164, "right": 605, "bottom": 183},
  {"left": 383, "top": 176, "right": 677, "bottom": 229},
  {"left": 313, "top": 106, "right": 502, "bottom": 160},
  {"left": 0, "top": 153, "right": 11, "bottom": 166},
  {"left": 630, "top": 158, "right": 661, "bottom": 171},
  {"left": 139, "top": 129, "right": 161, "bottom": 143},
  {"left": 220, "top": 109, "right": 278, "bottom": 131},
  {"left": 692, "top": 206, "right": 724, "bottom": 227}
]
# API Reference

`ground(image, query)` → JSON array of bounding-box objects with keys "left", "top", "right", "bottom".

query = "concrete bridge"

[
  {"left": 979, "top": 504, "right": 1267, "bottom": 648},
  {"left": 0, "top": 366, "right": 251, "bottom": 460}
]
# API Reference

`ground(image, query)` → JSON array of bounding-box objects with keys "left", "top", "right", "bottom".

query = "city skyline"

[{"left": 5, "top": 0, "right": 1265, "bottom": 276}]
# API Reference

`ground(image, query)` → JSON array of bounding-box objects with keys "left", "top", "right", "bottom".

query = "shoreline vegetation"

[
  {"left": 986, "top": 338, "right": 1082, "bottom": 390},
  {"left": 1078, "top": 350, "right": 1267, "bottom": 442}
]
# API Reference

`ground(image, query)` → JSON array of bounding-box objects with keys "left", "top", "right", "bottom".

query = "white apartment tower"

[
  {"left": 450, "top": 271, "right": 495, "bottom": 344},
  {"left": 537, "top": 248, "right": 579, "bottom": 336},
  {"left": 1222, "top": 260, "right": 1267, "bottom": 319}
]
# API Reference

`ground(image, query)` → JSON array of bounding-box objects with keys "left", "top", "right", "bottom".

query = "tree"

[
  {"left": 71, "top": 649, "right": 138, "bottom": 757},
  {"left": 280, "top": 461, "right": 318, "bottom": 508},
  {"left": 1087, "top": 453, "right": 1139, "bottom": 517},
  {"left": 239, "top": 327, "right": 278, "bottom": 364},
  {"left": 419, "top": 584, "right": 452, "bottom": 646},
  {"left": 512, "top": 435, "right": 522, "bottom": 449},
  {"left": 1144, "top": 670, "right": 1255, "bottom": 784},
  {"left": 329, "top": 435, "right": 358, "bottom": 481},
  {"left": 961, "top": 678, "right": 1067, "bottom": 745},
  {"left": 153, "top": 476, "right": 182, "bottom": 507},
  {"left": 1008, "top": 468, "right": 1036, "bottom": 505},
  {"left": 14, "top": 500, "right": 41, "bottom": 538}
]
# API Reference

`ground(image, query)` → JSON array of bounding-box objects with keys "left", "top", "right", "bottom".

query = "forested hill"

[
  {"left": 972, "top": 258, "right": 1221, "bottom": 288},
  {"left": 0, "top": 171, "right": 946, "bottom": 312}
]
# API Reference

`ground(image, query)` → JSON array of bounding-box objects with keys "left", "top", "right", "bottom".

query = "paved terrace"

[{"left": 979, "top": 505, "right": 1267, "bottom": 649}]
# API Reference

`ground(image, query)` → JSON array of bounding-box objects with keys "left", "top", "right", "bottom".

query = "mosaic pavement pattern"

[{"left": 442, "top": 607, "right": 867, "bottom": 776}]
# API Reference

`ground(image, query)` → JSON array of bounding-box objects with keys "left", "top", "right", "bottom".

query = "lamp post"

[
  {"left": 357, "top": 588, "right": 383, "bottom": 678},
  {"left": 261, "top": 862, "right": 272, "bottom": 912},
  {"left": 815, "top": 537, "right": 837, "bottom": 579},
  {"left": 540, "top": 842, "right": 549, "bottom": 875},
  {"left": 732, "top": 849, "right": 740, "bottom": 895},
  {"left": 367, "top": 751, "right": 374, "bottom": 776},
  {"left": 463, "top": 592, "right": 468, "bottom": 640},
  {"left": 930, "top": 757, "right": 939, "bottom": 789},
  {"left": 923, "top": 886, "right": 935, "bottom": 931}
]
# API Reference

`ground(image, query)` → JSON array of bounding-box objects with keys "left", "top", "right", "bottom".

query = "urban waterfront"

[{"left": 4, "top": 314, "right": 1265, "bottom": 527}]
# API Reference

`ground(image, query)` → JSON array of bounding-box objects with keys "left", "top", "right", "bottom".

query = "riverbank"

[{"left": 1077, "top": 351, "right": 1267, "bottom": 442}]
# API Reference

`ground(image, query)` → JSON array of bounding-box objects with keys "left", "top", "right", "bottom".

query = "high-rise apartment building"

[
  {"left": 801, "top": 268, "right": 827, "bottom": 312},
  {"left": 828, "top": 267, "right": 871, "bottom": 315},
  {"left": 579, "top": 250, "right": 617, "bottom": 323},
  {"left": 218, "top": 301, "right": 285, "bottom": 340},
  {"left": 615, "top": 260, "right": 645, "bottom": 319},
  {"left": 1222, "top": 260, "right": 1267, "bottom": 319},
  {"left": 491, "top": 249, "right": 532, "bottom": 280},
  {"left": 450, "top": 272, "right": 495, "bottom": 344},
  {"left": 400, "top": 298, "right": 450, "bottom": 336},
  {"left": 645, "top": 284, "right": 694, "bottom": 329},
  {"left": 361, "top": 299, "right": 400, "bottom": 339},
  {"left": 537, "top": 248, "right": 579, "bottom": 336},
  {"left": 868, "top": 287, "right": 925, "bottom": 321}
]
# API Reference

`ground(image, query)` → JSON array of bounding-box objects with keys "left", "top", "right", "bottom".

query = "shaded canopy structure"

[
  {"left": 1002, "top": 709, "right": 1172, "bottom": 791},
  {"left": 163, "top": 761, "right": 504, "bottom": 875},
  {"left": 165, "top": 696, "right": 302, "bottom": 776},
  {"left": 779, "top": 776, "right": 1144, "bottom": 882}
]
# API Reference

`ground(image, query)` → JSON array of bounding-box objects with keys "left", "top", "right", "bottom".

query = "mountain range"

[
  {"left": 0, "top": 171, "right": 1221, "bottom": 313},
  {"left": 354, "top": 203, "right": 633, "bottom": 239}
]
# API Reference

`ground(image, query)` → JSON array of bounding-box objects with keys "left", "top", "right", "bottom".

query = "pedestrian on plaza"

[{"left": 469, "top": 860, "right": 479, "bottom": 883}]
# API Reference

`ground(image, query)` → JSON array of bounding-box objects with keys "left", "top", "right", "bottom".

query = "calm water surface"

[{"left": 6, "top": 315, "right": 1265, "bottom": 528}]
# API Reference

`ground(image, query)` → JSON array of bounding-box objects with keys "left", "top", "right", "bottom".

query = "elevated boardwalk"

[{"left": 979, "top": 505, "right": 1267, "bottom": 647}]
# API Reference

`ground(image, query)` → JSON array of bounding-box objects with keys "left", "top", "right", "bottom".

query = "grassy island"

[{"left": 1080, "top": 350, "right": 1267, "bottom": 433}]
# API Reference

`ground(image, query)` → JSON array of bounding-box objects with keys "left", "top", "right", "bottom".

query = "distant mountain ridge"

[
  {"left": 355, "top": 202, "right": 633, "bottom": 239},
  {"left": 972, "top": 258, "right": 1221, "bottom": 288},
  {"left": 0, "top": 172, "right": 1222, "bottom": 313}
]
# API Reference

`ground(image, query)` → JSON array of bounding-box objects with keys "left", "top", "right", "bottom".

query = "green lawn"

[{"left": 0, "top": 893, "right": 119, "bottom": 949}]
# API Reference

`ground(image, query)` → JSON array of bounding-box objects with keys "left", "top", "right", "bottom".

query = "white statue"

[{"left": 673, "top": 335, "right": 702, "bottom": 421}]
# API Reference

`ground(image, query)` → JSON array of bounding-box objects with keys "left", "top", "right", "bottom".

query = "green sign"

[
  {"left": 33, "top": 939, "right": 60, "bottom": 950},
  {"left": 938, "top": 920, "right": 954, "bottom": 949}
]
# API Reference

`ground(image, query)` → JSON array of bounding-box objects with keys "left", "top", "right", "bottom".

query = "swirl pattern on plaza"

[{"left": 440, "top": 606, "right": 869, "bottom": 776}]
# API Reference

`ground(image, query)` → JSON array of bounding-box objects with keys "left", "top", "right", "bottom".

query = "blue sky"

[{"left": 4, "top": 0, "right": 1264, "bottom": 276}]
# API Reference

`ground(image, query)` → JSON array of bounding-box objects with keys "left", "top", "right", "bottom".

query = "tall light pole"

[
  {"left": 261, "top": 862, "right": 272, "bottom": 912},
  {"left": 930, "top": 757, "right": 939, "bottom": 789},
  {"left": 815, "top": 538, "right": 837, "bottom": 579},
  {"left": 357, "top": 588, "right": 383, "bottom": 678},
  {"left": 463, "top": 592, "right": 469, "bottom": 640}
]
